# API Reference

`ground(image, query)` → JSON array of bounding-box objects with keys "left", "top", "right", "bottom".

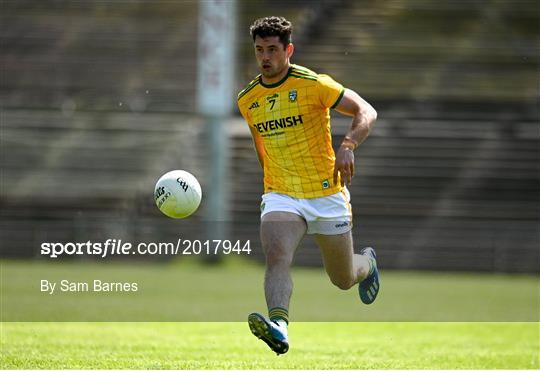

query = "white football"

[{"left": 154, "top": 170, "right": 202, "bottom": 219}]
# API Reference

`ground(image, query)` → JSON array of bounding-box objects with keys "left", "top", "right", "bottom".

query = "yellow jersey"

[{"left": 237, "top": 64, "right": 345, "bottom": 198}]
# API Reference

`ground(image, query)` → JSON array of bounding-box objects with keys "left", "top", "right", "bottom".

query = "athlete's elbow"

[
  {"left": 356, "top": 106, "right": 376, "bottom": 134},
  {"left": 365, "top": 104, "right": 377, "bottom": 127},
  {"left": 371, "top": 106, "right": 378, "bottom": 123}
]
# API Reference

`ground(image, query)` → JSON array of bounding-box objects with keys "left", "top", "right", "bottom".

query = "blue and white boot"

[
  {"left": 358, "top": 247, "right": 380, "bottom": 304},
  {"left": 248, "top": 312, "right": 289, "bottom": 355}
]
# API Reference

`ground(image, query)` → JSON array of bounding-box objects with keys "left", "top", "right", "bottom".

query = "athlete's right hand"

[{"left": 333, "top": 146, "right": 355, "bottom": 187}]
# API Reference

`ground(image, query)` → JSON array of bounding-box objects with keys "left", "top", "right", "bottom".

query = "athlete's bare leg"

[
  {"left": 314, "top": 231, "right": 371, "bottom": 290},
  {"left": 260, "top": 211, "right": 307, "bottom": 310}
]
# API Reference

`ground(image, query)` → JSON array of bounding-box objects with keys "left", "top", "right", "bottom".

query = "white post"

[{"left": 197, "top": 0, "right": 236, "bottom": 257}]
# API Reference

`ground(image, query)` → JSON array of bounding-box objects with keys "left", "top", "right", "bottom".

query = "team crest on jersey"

[{"left": 288, "top": 89, "right": 297, "bottom": 102}]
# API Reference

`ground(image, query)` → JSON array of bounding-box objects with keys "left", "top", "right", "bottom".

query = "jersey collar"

[{"left": 259, "top": 67, "right": 292, "bottom": 89}]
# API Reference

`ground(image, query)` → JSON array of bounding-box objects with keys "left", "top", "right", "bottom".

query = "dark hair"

[{"left": 250, "top": 16, "right": 292, "bottom": 48}]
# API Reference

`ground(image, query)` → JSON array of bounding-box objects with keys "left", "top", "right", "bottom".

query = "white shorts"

[{"left": 260, "top": 189, "right": 353, "bottom": 235}]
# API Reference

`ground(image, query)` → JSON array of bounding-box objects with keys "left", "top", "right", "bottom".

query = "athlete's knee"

[
  {"left": 329, "top": 275, "right": 355, "bottom": 290},
  {"left": 264, "top": 244, "right": 294, "bottom": 267}
]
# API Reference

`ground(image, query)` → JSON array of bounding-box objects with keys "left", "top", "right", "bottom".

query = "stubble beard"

[{"left": 260, "top": 62, "right": 286, "bottom": 79}]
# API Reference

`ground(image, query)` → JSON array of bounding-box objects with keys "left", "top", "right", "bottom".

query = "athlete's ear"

[{"left": 286, "top": 43, "right": 294, "bottom": 59}]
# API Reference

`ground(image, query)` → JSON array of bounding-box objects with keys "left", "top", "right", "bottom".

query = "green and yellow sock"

[{"left": 269, "top": 307, "right": 289, "bottom": 326}]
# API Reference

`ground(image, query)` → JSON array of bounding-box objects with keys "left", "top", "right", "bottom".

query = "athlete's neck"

[{"left": 261, "top": 63, "right": 290, "bottom": 85}]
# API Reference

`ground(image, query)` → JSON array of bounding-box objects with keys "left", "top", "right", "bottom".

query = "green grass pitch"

[
  {"left": 1, "top": 258, "right": 538, "bottom": 369},
  {"left": 1, "top": 322, "right": 538, "bottom": 369}
]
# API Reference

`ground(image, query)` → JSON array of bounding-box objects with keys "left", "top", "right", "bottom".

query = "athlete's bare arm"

[{"left": 333, "top": 88, "right": 377, "bottom": 186}]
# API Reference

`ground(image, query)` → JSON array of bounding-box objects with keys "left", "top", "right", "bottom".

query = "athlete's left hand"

[{"left": 333, "top": 146, "right": 355, "bottom": 186}]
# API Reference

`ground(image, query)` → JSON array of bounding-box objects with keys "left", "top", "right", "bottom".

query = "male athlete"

[{"left": 237, "top": 16, "right": 379, "bottom": 355}]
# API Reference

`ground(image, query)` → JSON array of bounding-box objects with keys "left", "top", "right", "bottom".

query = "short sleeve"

[{"left": 318, "top": 74, "right": 345, "bottom": 109}]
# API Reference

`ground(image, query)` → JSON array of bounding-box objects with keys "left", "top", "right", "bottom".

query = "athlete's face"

[{"left": 254, "top": 36, "right": 294, "bottom": 82}]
